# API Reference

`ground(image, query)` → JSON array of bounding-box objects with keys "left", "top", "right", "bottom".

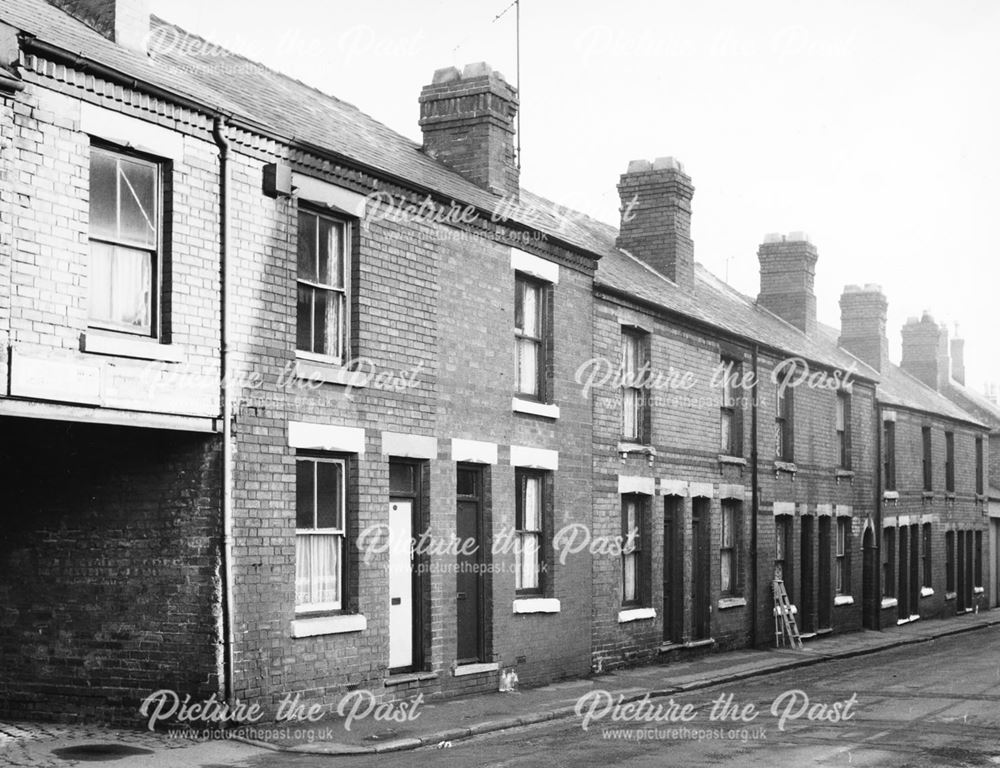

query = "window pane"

[
  {"left": 516, "top": 338, "right": 539, "bottom": 396},
  {"left": 721, "top": 506, "right": 733, "bottom": 547},
  {"left": 775, "top": 520, "right": 786, "bottom": 561},
  {"left": 318, "top": 218, "right": 345, "bottom": 289},
  {"left": 389, "top": 463, "right": 416, "bottom": 495},
  {"left": 316, "top": 461, "right": 343, "bottom": 530},
  {"left": 457, "top": 468, "right": 478, "bottom": 497},
  {"left": 623, "top": 553, "right": 637, "bottom": 602},
  {"left": 520, "top": 281, "right": 539, "bottom": 335},
  {"left": 89, "top": 149, "right": 117, "bottom": 238},
  {"left": 720, "top": 551, "right": 732, "bottom": 593},
  {"left": 297, "top": 211, "right": 317, "bottom": 281},
  {"left": 720, "top": 412, "right": 732, "bottom": 452},
  {"left": 622, "top": 334, "right": 637, "bottom": 378},
  {"left": 623, "top": 389, "right": 638, "bottom": 439},
  {"left": 296, "top": 284, "right": 313, "bottom": 351},
  {"left": 517, "top": 533, "right": 540, "bottom": 591},
  {"left": 836, "top": 397, "right": 845, "bottom": 430},
  {"left": 523, "top": 476, "right": 541, "bottom": 531},
  {"left": 89, "top": 244, "right": 151, "bottom": 330},
  {"left": 117, "top": 158, "right": 157, "bottom": 247},
  {"left": 296, "top": 533, "right": 341, "bottom": 608},
  {"left": 296, "top": 461, "right": 314, "bottom": 529}
]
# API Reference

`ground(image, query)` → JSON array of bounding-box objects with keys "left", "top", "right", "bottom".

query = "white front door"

[{"left": 389, "top": 499, "right": 413, "bottom": 669}]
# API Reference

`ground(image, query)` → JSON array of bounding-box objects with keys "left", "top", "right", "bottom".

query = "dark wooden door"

[
  {"left": 456, "top": 465, "right": 483, "bottom": 664},
  {"left": 818, "top": 516, "right": 832, "bottom": 629},
  {"left": 957, "top": 530, "right": 967, "bottom": 612},
  {"left": 862, "top": 527, "right": 876, "bottom": 629},
  {"left": 898, "top": 526, "right": 909, "bottom": 621},
  {"left": 663, "top": 497, "right": 683, "bottom": 644},
  {"left": 691, "top": 499, "right": 710, "bottom": 640},
  {"left": 801, "top": 516, "right": 815, "bottom": 633},
  {"left": 909, "top": 525, "right": 920, "bottom": 618}
]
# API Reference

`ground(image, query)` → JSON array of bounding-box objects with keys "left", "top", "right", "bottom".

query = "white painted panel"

[
  {"left": 382, "top": 432, "right": 438, "bottom": 459},
  {"left": 618, "top": 475, "right": 654, "bottom": 495},
  {"left": 773, "top": 501, "right": 796, "bottom": 516},
  {"left": 451, "top": 438, "right": 497, "bottom": 464},
  {"left": 660, "top": 479, "right": 689, "bottom": 497},
  {"left": 388, "top": 499, "right": 413, "bottom": 669},
  {"left": 510, "top": 445, "right": 559, "bottom": 471},
  {"left": 288, "top": 421, "right": 365, "bottom": 454},
  {"left": 511, "top": 248, "right": 559, "bottom": 284},
  {"left": 81, "top": 102, "right": 184, "bottom": 160},
  {"left": 292, "top": 173, "right": 368, "bottom": 217}
]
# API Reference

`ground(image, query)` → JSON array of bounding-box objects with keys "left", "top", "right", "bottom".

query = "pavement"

[{"left": 2, "top": 610, "right": 999, "bottom": 766}]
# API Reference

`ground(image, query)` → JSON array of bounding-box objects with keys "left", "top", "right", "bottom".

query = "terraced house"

[{"left": 0, "top": 0, "right": 992, "bottom": 725}]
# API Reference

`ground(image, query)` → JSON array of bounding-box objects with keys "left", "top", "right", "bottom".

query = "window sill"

[
  {"left": 922, "top": 491, "right": 934, "bottom": 501},
  {"left": 945, "top": 492, "right": 956, "bottom": 502},
  {"left": 291, "top": 613, "right": 367, "bottom": 638},
  {"left": 834, "top": 595, "right": 854, "bottom": 606},
  {"left": 945, "top": 591, "right": 956, "bottom": 601},
  {"left": 81, "top": 330, "right": 183, "bottom": 363},
  {"left": 453, "top": 662, "right": 499, "bottom": 677},
  {"left": 384, "top": 671, "right": 438, "bottom": 687},
  {"left": 974, "top": 586, "right": 985, "bottom": 595},
  {"left": 619, "top": 441, "right": 656, "bottom": 456},
  {"left": 295, "top": 356, "right": 367, "bottom": 388},
  {"left": 718, "top": 455, "right": 747, "bottom": 467},
  {"left": 880, "top": 597, "right": 898, "bottom": 609},
  {"left": 511, "top": 397, "right": 560, "bottom": 419},
  {"left": 513, "top": 597, "right": 561, "bottom": 614},
  {"left": 717, "top": 596, "right": 746, "bottom": 610},
  {"left": 683, "top": 638, "right": 715, "bottom": 649},
  {"left": 920, "top": 587, "right": 935, "bottom": 598},
  {"left": 618, "top": 607, "right": 656, "bottom": 623},
  {"left": 835, "top": 469, "right": 855, "bottom": 479},
  {"left": 897, "top": 614, "right": 920, "bottom": 625},
  {"left": 774, "top": 460, "right": 797, "bottom": 475},
  {"left": 883, "top": 491, "right": 899, "bottom": 501}
]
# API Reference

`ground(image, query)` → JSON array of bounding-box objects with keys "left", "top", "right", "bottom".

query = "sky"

[{"left": 151, "top": 0, "right": 1000, "bottom": 393}]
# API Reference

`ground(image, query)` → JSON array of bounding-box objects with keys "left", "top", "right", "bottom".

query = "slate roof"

[
  {"left": 1, "top": 0, "right": 612, "bottom": 257},
  {"left": 942, "top": 380, "right": 1000, "bottom": 431},
  {"left": 7, "top": 0, "right": 989, "bottom": 427}
]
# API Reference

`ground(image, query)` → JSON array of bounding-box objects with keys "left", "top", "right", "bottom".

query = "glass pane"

[
  {"left": 296, "top": 461, "right": 314, "bottom": 529},
  {"left": 297, "top": 211, "right": 316, "bottom": 281},
  {"left": 836, "top": 397, "right": 845, "bottom": 430},
  {"left": 623, "top": 390, "right": 637, "bottom": 439},
  {"left": 296, "top": 534, "right": 341, "bottom": 608},
  {"left": 296, "top": 284, "right": 313, "bottom": 351},
  {"left": 523, "top": 476, "right": 541, "bottom": 531},
  {"left": 521, "top": 281, "right": 539, "bottom": 335},
  {"left": 721, "top": 552, "right": 732, "bottom": 593},
  {"left": 88, "top": 241, "right": 114, "bottom": 322},
  {"left": 91, "top": 245, "right": 151, "bottom": 330},
  {"left": 457, "top": 468, "right": 477, "bottom": 497},
  {"left": 118, "top": 158, "right": 156, "bottom": 247},
  {"left": 623, "top": 553, "right": 637, "bottom": 602},
  {"left": 519, "top": 533, "right": 539, "bottom": 590},
  {"left": 722, "top": 506, "right": 733, "bottom": 547},
  {"left": 720, "top": 412, "right": 731, "bottom": 452},
  {"left": 516, "top": 338, "right": 539, "bottom": 396},
  {"left": 775, "top": 522, "right": 785, "bottom": 561},
  {"left": 318, "top": 218, "right": 344, "bottom": 289},
  {"left": 327, "top": 293, "right": 343, "bottom": 359},
  {"left": 316, "top": 461, "right": 343, "bottom": 530},
  {"left": 313, "top": 288, "right": 329, "bottom": 355},
  {"left": 514, "top": 279, "right": 524, "bottom": 332},
  {"left": 89, "top": 149, "right": 117, "bottom": 238},
  {"left": 622, "top": 334, "right": 636, "bottom": 378},
  {"left": 389, "top": 463, "right": 416, "bottom": 495}
]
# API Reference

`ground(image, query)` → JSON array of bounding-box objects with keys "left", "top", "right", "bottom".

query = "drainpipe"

[
  {"left": 212, "top": 115, "right": 235, "bottom": 703},
  {"left": 874, "top": 398, "right": 883, "bottom": 631},
  {"left": 750, "top": 343, "right": 760, "bottom": 647}
]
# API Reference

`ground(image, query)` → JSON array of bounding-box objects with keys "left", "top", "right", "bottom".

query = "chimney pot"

[
  {"left": 431, "top": 66, "right": 461, "bottom": 84},
  {"left": 626, "top": 159, "right": 652, "bottom": 173}
]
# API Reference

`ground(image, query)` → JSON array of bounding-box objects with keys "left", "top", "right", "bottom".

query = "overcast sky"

[{"left": 151, "top": 0, "right": 1000, "bottom": 392}]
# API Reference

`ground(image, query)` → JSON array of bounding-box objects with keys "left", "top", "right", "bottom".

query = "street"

[{"left": 243, "top": 628, "right": 1000, "bottom": 768}]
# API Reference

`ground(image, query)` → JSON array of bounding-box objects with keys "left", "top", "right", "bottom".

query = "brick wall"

[{"left": 0, "top": 419, "right": 222, "bottom": 722}]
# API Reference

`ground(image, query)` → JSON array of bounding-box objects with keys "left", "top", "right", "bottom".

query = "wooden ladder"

[{"left": 773, "top": 576, "right": 802, "bottom": 649}]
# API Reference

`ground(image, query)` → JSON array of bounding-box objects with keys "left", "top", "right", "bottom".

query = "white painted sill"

[
  {"left": 718, "top": 597, "right": 747, "bottom": 610},
  {"left": 513, "top": 597, "right": 561, "bottom": 614},
  {"left": 834, "top": 595, "right": 854, "bottom": 606},
  {"left": 974, "top": 586, "right": 985, "bottom": 595},
  {"left": 81, "top": 330, "right": 183, "bottom": 362},
  {"left": 512, "top": 397, "right": 560, "bottom": 420},
  {"left": 453, "top": 662, "right": 499, "bottom": 677},
  {"left": 920, "top": 587, "right": 935, "bottom": 598},
  {"left": 291, "top": 613, "right": 367, "bottom": 638},
  {"left": 945, "top": 592, "right": 957, "bottom": 601},
  {"left": 295, "top": 356, "right": 368, "bottom": 388},
  {"left": 880, "top": 597, "right": 898, "bottom": 609},
  {"left": 618, "top": 607, "right": 656, "bottom": 623}
]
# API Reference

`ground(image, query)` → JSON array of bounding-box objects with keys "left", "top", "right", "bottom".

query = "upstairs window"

[
  {"left": 297, "top": 209, "right": 348, "bottom": 363},
  {"left": 621, "top": 328, "right": 650, "bottom": 442},
  {"left": 88, "top": 145, "right": 161, "bottom": 336},
  {"left": 836, "top": 392, "right": 852, "bottom": 469},
  {"left": 945, "top": 432, "right": 955, "bottom": 492},
  {"left": 775, "top": 383, "right": 794, "bottom": 461},
  {"left": 884, "top": 421, "right": 897, "bottom": 491},
  {"left": 976, "top": 437, "right": 984, "bottom": 495},
  {"left": 922, "top": 427, "right": 933, "bottom": 491},
  {"left": 514, "top": 274, "right": 551, "bottom": 400},
  {"left": 720, "top": 357, "right": 743, "bottom": 457}
]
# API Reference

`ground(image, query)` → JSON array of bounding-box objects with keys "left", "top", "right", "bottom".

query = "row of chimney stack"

[{"left": 58, "top": 1, "right": 968, "bottom": 391}]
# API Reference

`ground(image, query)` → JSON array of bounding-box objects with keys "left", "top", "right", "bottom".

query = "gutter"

[{"left": 212, "top": 115, "right": 236, "bottom": 703}]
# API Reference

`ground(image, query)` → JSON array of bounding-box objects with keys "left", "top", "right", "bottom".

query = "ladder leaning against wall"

[{"left": 773, "top": 571, "right": 802, "bottom": 649}]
